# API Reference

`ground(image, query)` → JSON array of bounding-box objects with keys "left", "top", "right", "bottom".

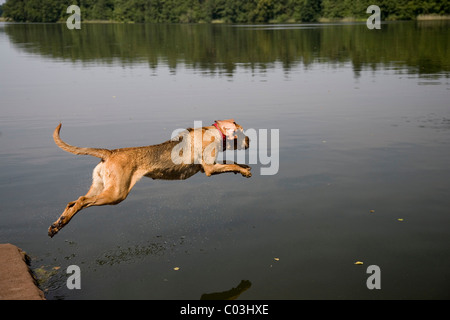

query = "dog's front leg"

[{"left": 202, "top": 163, "right": 251, "bottom": 178}]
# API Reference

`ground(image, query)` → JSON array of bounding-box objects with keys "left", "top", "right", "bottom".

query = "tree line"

[
  {"left": 2, "top": 0, "right": 450, "bottom": 23},
  {"left": 5, "top": 19, "right": 449, "bottom": 77}
]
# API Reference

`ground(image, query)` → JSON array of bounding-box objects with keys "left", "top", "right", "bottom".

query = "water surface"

[{"left": 0, "top": 21, "right": 450, "bottom": 299}]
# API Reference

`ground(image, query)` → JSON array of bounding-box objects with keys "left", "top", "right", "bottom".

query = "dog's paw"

[
  {"left": 241, "top": 167, "right": 252, "bottom": 178},
  {"left": 48, "top": 218, "right": 64, "bottom": 238},
  {"left": 48, "top": 224, "right": 59, "bottom": 238}
]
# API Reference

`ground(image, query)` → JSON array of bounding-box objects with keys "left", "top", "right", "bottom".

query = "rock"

[{"left": 0, "top": 243, "right": 45, "bottom": 300}]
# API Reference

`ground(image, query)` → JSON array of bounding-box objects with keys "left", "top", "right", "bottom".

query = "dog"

[{"left": 48, "top": 119, "right": 251, "bottom": 237}]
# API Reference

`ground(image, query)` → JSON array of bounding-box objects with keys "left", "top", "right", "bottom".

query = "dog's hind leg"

[
  {"left": 48, "top": 162, "right": 130, "bottom": 237},
  {"left": 48, "top": 189, "right": 127, "bottom": 237}
]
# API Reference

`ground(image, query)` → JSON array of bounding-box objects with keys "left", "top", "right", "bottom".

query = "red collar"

[{"left": 213, "top": 123, "right": 226, "bottom": 151}]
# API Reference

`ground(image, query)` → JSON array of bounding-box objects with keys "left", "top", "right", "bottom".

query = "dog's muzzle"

[{"left": 231, "top": 132, "right": 249, "bottom": 150}]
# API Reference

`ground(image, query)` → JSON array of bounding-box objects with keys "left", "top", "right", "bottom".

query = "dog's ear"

[{"left": 214, "top": 119, "right": 235, "bottom": 125}]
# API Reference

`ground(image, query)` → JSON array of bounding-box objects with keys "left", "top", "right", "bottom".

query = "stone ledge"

[{"left": 0, "top": 243, "right": 45, "bottom": 300}]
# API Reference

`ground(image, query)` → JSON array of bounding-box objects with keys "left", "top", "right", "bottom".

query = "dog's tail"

[{"left": 53, "top": 123, "right": 112, "bottom": 159}]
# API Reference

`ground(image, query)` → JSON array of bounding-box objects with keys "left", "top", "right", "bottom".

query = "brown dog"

[{"left": 48, "top": 119, "right": 251, "bottom": 237}]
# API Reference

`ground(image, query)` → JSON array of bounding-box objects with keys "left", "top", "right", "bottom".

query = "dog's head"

[{"left": 214, "top": 119, "right": 250, "bottom": 150}]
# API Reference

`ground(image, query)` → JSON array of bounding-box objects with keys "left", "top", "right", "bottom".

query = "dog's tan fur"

[{"left": 48, "top": 120, "right": 251, "bottom": 237}]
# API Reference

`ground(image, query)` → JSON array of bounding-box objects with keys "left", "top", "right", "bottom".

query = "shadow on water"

[
  {"left": 2, "top": 21, "right": 450, "bottom": 78},
  {"left": 201, "top": 280, "right": 252, "bottom": 300}
]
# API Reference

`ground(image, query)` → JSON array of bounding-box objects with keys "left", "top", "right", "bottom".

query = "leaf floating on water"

[
  {"left": 274, "top": 258, "right": 280, "bottom": 261},
  {"left": 398, "top": 218, "right": 404, "bottom": 222},
  {"left": 354, "top": 261, "right": 364, "bottom": 265},
  {"left": 173, "top": 267, "right": 180, "bottom": 271},
  {"left": 369, "top": 210, "right": 375, "bottom": 213}
]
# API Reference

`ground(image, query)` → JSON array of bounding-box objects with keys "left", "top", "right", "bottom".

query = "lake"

[{"left": 0, "top": 21, "right": 449, "bottom": 300}]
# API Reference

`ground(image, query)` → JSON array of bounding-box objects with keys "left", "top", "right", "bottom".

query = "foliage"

[
  {"left": 2, "top": 0, "right": 449, "bottom": 23},
  {"left": 5, "top": 20, "right": 449, "bottom": 78}
]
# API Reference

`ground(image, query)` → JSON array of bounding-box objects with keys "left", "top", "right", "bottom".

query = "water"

[{"left": 0, "top": 21, "right": 449, "bottom": 299}]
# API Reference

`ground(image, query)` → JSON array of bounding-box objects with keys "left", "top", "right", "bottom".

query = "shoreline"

[
  {"left": 1, "top": 15, "right": 450, "bottom": 24},
  {"left": 416, "top": 14, "right": 450, "bottom": 20}
]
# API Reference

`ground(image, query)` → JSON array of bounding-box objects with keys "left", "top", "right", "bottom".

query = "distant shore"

[
  {"left": 416, "top": 14, "right": 450, "bottom": 20},
  {"left": 1, "top": 15, "right": 450, "bottom": 24},
  {"left": 319, "top": 14, "right": 450, "bottom": 23}
]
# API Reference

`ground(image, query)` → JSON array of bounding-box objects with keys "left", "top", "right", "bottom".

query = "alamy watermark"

[
  {"left": 170, "top": 121, "right": 279, "bottom": 176},
  {"left": 66, "top": 5, "right": 81, "bottom": 30},
  {"left": 66, "top": 265, "right": 81, "bottom": 289},
  {"left": 66, "top": 5, "right": 380, "bottom": 30},
  {"left": 65, "top": 263, "right": 380, "bottom": 291},
  {"left": 367, "top": 5, "right": 381, "bottom": 29},
  {"left": 366, "top": 265, "right": 381, "bottom": 289}
]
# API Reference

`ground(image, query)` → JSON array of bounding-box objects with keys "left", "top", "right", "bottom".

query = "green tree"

[
  {"left": 2, "top": 0, "right": 449, "bottom": 23},
  {"left": 291, "top": 0, "right": 322, "bottom": 22},
  {"left": 321, "top": 0, "right": 347, "bottom": 18},
  {"left": 3, "top": 0, "right": 26, "bottom": 21},
  {"left": 91, "top": 0, "right": 114, "bottom": 20}
]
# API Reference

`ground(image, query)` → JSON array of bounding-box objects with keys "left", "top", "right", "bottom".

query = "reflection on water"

[
  {"left": 3, "top": 21, "right": 450, "bottom": 77},
  {"left": 201, "top": 280, "right": 252, "bottom": 300}
]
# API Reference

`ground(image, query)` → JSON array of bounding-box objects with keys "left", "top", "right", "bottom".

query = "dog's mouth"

[
  {"left": 243, "top": 136, "right": 250, "bottom": 149},
  {"left": 215, "top": 124, "right": 249, "bottom": 151},
  {"left": 229, "top": 135, "right": 249, "bottom": 150}
]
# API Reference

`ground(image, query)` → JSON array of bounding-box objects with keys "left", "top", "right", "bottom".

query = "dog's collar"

[{"left": 213, "top": 123, "right": 226, "bottom": 151}]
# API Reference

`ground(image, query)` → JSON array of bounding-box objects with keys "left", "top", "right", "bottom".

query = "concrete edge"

[{"left": 0, "top": 243, "right": 46, "bottom": 300}]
